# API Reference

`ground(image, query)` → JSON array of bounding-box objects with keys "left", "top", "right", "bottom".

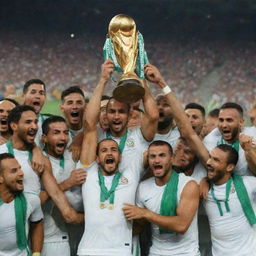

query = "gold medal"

[
  {"left": 108, "top": 204, "right": 114, "bottom": 210},
  {"left": 100, "top": 202, "right": 106, "bottom": 209}
]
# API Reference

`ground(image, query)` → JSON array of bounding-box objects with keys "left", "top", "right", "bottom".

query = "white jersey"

[
  {"left": 0, "top": 144, "right": 40, "bottom": 195},
  {"left": 153, "top": 126, "right": 180, "bottom": 147},
  {"left": 98, "top": 127, "right": 149, "bottom": 178},
  {"left": 191, "top": 162, "right": 206, "bottom": 184},
  {"left": 77, "top": 160, "right": 141, "bottom": 256},
  {"left": 0, "top": 192, "right": 43, "bottom": 256},
  {"left": 204, "top": 176, "right": 256, "bottom": 256},
  {"left": 137, "top": 173, "right": 200, "bottom": 256},
  {"left": 203, "top": 127, "right": 256, "bottom": 176},
  {"left": 42, "top": 149, "right": 83, "bottom": 243}
]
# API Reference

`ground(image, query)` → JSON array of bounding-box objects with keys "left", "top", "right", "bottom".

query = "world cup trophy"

[{"left": 103, "top": 14, "right": 149, "bottom": 103}]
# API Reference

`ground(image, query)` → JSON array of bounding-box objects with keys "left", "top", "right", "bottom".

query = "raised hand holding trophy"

[{"left": 103, "top": 14, "right": 149, "bottom": 104}]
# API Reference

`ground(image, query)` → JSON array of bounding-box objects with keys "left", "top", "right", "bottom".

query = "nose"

[{"left": 31, "top": 121, "right": 38, "bottom": 130}]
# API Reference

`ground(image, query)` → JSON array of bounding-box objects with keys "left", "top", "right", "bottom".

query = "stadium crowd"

[{"left": 1, "top": 32, "right": 256, "bottom": 109}]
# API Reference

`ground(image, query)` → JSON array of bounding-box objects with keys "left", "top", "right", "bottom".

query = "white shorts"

[{"left": 41, "top": 241, "right": 70, "bottom": 256}]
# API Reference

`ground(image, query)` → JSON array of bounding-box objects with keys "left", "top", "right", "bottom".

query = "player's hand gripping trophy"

[{"left": 103, "top": 14, "right": 149, "bottom": 103}]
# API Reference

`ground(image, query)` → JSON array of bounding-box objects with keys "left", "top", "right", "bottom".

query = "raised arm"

[
  {"left": 140, "top": 76, "right": 159, "bottom": 141},
  {"left": 41, "top": 157, "right": 83, "bottom": 224},
  {"left": 83, "top": 59, "right": 114, "bottom": 128},
  {"left": 123, "top": 180, "right": 199, "bottom": 234},
  {"left": 145, "top": 64, "right": 209, "bottom": 166}
]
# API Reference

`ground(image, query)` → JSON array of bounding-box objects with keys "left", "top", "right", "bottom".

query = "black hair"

[
  {"left": 149, "top": 140, "right": 173, "bottom": 155},
  {"left": 220, "top": 102, "right": 243, "bottom": 117},
  {"left": 7, "top": 105, "right": 36, "bottom": 134},
  {"left": 0, "top": 153, "right": 15, "bottom": 173},
  {"left": 96, "top": 138, "right": 120, "bottom": 155},
  {"left": 208, "top": 108, "right": 220, "bottom": 118},
  {"left": 23, "top": 79, "right": 46, "bottom": 94},
  {"left": 61, "top": 86, "right": 85, "bottom": 101},
  {"left": 101, "top": 95, "right": 111, "bottom": 101},
  {"left": 42, "top": 115, "right": 66, "bottom": 135},
  {"left": 185, "top": 103, "right": 206, "bottom": 117},
  {"left": 216, "top": 144, "right": 239, "bottom": 166}
]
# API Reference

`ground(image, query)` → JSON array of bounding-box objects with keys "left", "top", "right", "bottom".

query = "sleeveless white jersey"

[
  {"left": 137, "top": 174, "right": 200, "bottom": 256},
  {"left": 203, "top": 127, "right": 256, "bottom": 176},
  {"left": 77, "top": 160, "right": 141, "bottom": 256},
  {"left": 153, "top": 126, "right": 180, "bottom": 147},
  {"left": 42, "top": 149, "right": 83, "bottom": 243},
  {"left": 0, "top": 144, "right": 40, "bottom": 195},
  {"left": 98, "top": 127, "right": 149, "bottom": 179},
  {"left": 204, "top": 176, "right": 256, "bottom": 256},
  {"left": 0, "top": 192, "right": 43, "bottom": 256}
]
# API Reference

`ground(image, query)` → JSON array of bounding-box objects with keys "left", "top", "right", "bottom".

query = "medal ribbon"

[
  {"left": 98, "top": 170, "right": 122, "bottom": 207},
  {"left": 210, "top": 178, "right": 232, "bottom": 216},
  {"left": 218, "top": 137, "right": 240, "bottom": 153},
  {"left": 106, "top": 130, "right": 128, "bottom": 153},
  {"left": 6, "top": 140, "right": 32, "bottom": 162}
]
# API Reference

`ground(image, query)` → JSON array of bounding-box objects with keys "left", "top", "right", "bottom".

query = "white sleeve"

[
  {"left": 26, "top": 193, "right": 44, "bottom": 222},
  {"left": 136, "top": 183, "right": 145, "bottom": 208}
]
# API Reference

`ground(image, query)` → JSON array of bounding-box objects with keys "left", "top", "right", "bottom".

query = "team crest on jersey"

[
  {"left": 120, "top": 176, "right": 128, "bottom": 184},
  {"left": 126, "top": 138, "right": 134, "bottom": 147}
]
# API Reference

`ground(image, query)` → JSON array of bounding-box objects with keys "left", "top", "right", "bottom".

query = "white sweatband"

[{"left": 162, "top": 86, "right": 172, "bottom": 95}]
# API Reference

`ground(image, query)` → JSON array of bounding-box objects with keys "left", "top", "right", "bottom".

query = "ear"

[
  {"left": 0, "top": 175, "right": 3, "bottom": 184},
  {"left": 239, "top": 117, "right": 244, "bottom": 130},
  {"left": 226, "top": 163, "right": 235, "bottom": 173},
  {"left": 10, "top": 122, "right": 18, "bottom": 133},
  {"left": 60, "top": 103, "right": 64, "bottom": 113},
  {"left": 41, "top": 134, "right": 47, "bottom": 144}
]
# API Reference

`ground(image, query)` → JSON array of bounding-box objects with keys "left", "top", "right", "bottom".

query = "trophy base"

[{"left": 113, "top": 79, "right": 145, "bottom": 104}]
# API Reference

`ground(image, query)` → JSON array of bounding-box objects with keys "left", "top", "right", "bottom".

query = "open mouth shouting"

[
  {"left": 153, "top": 164, "right": 164, "bottom": 176},
  {"left": 27, "top": 129, "right": 37, "bottom": 140},
  {"left": 16, "top": 178, "right": 24, "bottom": 190},
  {"left": 0, "top": 119, "right": 8, "bottom": 130},
  {"left": 32, "top": 101, "right": 42, "bottom": 112}
]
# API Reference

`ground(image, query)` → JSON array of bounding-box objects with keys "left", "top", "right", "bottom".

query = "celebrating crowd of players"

[{"left": 0, "top": 60, "right": 256, "bottom": 256}]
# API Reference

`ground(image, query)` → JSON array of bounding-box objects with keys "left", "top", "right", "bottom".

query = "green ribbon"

[
  {"left": 103, "top": 31, "right": 149, "bottom": 79},
  {"left": 233, "top": 174, "right": 256, "bottom": 225},
  {"left": 98, "top": 170, "right": 122, "bottom": 207},
  {"left": 210, "top": 175, "right": 256, "bottom": 225},
  {"left": 159, "top": 170, "right": 179, "bottom": 234},
  {"left": 218, "top": 137, "right": 240, "bottom": 153},
  {"left": 6, "top": 140, "right": 32, "bottom": 162},
  {"left": 106, "top": 130, "right": 128, "bottom": 153},
  {"left": 211, "top": 178, "right": 232, "bottom": 216},
  {"left": 0, "top": 193, "right": 28, "bottom": 251}
]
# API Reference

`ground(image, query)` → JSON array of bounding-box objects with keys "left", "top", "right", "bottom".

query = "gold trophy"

[{"left": 103, "top": 14, "right": 149, "bottom": 104}]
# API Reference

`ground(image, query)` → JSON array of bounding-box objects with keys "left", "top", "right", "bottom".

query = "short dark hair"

[
  {"left": 61, "top": 86, "right": 85, "bottom": 101},
  {"left": 23, "top": 79, "right": 46, "bottom": 94},
  {"left": 8, "top": 105, "right": 36, "bottom": 134},
  {"left": 96, "top": 138, "right": 120, "bottom": 156},
  {"left": 208, "top": 108, "right": 220, "bottom": 118},
  {"left": 106, "top": 97, "right": 131, "bottom": 113},
  {"left": 101, "top": 95, "right": 111, "bottom": 101},
  {"left": 220, "top": 102, "right": 243, "bottom": 117},
  {"left": 0, "top": 153, "right": 15, "bottom": 173},
  {"left": 149, "top": 140, "right": 173, "bottom": 155},
  {"left": 42, "top": 115, "right": 66, "bottom": 135},
  {"left": 185, "top": 103, "right": 206, "bottom": 117},
  {"left": 216, "top": 144, "right": 239, "bottom": 166},
  {"left": 0, "top": 98, "right": 19, "bottom": 106}
]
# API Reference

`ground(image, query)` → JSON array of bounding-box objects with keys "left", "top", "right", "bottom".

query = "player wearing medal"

[
  {"left": 77, "top": 90, "right": 142, "bottom": 255},
  {"left": 0, "top": 153, "right": 44, "bottom": 256}
]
